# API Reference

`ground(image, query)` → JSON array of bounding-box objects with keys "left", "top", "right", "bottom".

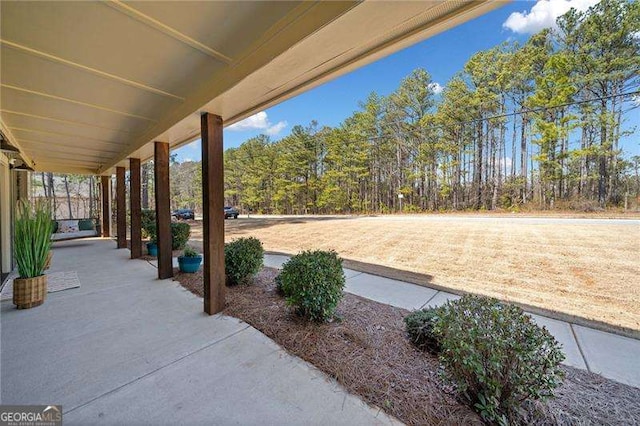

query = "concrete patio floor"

[
  {"left": 263, "top": 254, "right": 640, "bottom": 389},
  {"left": 0, "top": 238, "right": 399, "bottom": 425}
]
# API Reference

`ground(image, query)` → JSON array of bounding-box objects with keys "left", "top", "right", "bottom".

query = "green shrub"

[
  {"left": 278, "top": 250, "right": 345, "bottom": 322},
  {"left": 182, "top": 245, "right": 199, "bottom": 257},
  {"left": 435, "top": 295, "right": 565, "bottom": 424},
  {"left": 404, "top": 308, "right": 441, "bottom": 354},
  {"left": 275, "top": 274, "right": 285, "bottom": 295},
  {"left": 224, "top": 237, "right": 264, "bottom": 285},
  {"left": 171, "top": 222, "right": 191, "bottom": 250},
  {"left": 145, "top": 223, "right": 157, "bottom": 244},
  {"left": 141, "top": 209, "right": 156, "bottom": 240},
  {"left": 140, "top": 209, "right": 189, "bottom": 249}
]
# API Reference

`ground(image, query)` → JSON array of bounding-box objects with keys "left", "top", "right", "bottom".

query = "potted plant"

[
  {"left": 145, "top": 223, "right": 158, "bottom": 257},
  {"left": 178, "top": 245, "right": 202, "bottom": 273},
  {"left": 43, "top": 250, "right": 53, "bottom": 270},
  {"left": 13, "top": 200, "right": 53, "bottom": 309},
  {"left": 141, "top": 211, "right": 158, "bottom": 257},
  {"left": 146, "top": 239, "right": 158, "bottom": 257}
]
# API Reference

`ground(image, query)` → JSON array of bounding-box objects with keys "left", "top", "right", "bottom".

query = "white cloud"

[
  {"left": 228, "top": 111, "right": 270, "bottom": 131},
  {"left": 265, "top": 121, "right": 288, "bottom": 136},
  {"left": 182, "top": 157, "right": 193, "bottom": 163},
  {"left": 428, "top": 82, "right": 444, "bottom": 94},
  {"left": 503, "top": 0, "right": 600, "bottom": 34},
  {"left": 227, "top": 111, "right": 287, "bottom": 136}
]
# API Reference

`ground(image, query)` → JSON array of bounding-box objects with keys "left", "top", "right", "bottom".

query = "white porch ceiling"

[{"left": 0, "top": 1, "right": 505, "bottom": 175}]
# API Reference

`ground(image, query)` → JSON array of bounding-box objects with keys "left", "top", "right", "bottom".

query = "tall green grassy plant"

[{"left": 14, "top": 200, "right": 53, "bottom": 278}]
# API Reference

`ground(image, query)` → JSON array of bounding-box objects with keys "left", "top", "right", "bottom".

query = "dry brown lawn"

[{"left": 188, "top": 214, "right": 640, "bottom": 332}]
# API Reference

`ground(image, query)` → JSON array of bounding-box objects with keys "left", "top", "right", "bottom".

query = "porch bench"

[{"left": 51, "top": 218, "right": 99, "bottom": 241}]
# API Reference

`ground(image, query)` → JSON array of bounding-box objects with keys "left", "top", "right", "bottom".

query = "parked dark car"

[
  {"left": 172, "top": 208, "right": 195, "bottom": 220},
  {"left": 224, "top": 206, "right": 239, "bottom": 219}
]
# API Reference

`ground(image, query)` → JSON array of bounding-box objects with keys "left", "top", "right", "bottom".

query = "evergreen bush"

[
  {"left": 277, "top": 250, "right": 345, "bottom": 322},
  {"left": 435, "top": 295, "right": 565, "bottom": 424},
  {"left": 170, "top": 222, "right": 191, "bottom": 250},
  {"left": 224, "top": 237, "right": 264, "bottom": 285},
  {"left": 404, "top": 308, "right": 441, "bottom": 354},
  {"left": 141, "top": 209, "right": 156, "bottom": 240}
]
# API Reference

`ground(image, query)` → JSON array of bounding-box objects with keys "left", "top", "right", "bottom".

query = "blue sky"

[{"left": 175, "top": 0, "right": 638, "bottom": 162}]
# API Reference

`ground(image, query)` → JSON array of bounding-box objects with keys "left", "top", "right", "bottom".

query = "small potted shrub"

[
  {"left": 140, "top": 210, "right": 190, "bottom": 256},
  {"left": 141, "top": 210, "right": 157, "bottom": 256},
  {"left": 13, "top": 200, "right": 53, "bottom": 309},
  {"left": 146, "top": 240, "right": 158, "bottom": 257},
  {"left": 145, "top": 223, "right": 158, "bottom": 257},
  {"left": 178, "top": 245, "right": 202, "bottom": 273}
]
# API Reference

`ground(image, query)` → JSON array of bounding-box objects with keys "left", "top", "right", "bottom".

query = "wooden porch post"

[
  {"left": 154, "top": 142, "right": 173, "bottom": 279},
  {"left": 201, "top": 113, "right": 225, "bottom": 315},
  {"left": 100, "top": 175, "right": 111, "bottom": 237},
  {"left": 116, "top": 166, "right": 127, "bottom": 249},
  {"left": 129, "top": 158, "right": 142, "bottom": 259}
]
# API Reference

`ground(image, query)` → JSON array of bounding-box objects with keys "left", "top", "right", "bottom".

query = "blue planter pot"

[
  {"left": 178, "top": 255, "right": 202, "bottom": 273},
  {"left": 146, "top": 242, "right": 158, "bottom": 257}
]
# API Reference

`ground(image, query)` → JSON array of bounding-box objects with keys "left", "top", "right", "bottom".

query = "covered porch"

[
  {"left": 0, "top": 0, "right": 504, "bottom": 315},
  {"left": 1, "top": 238, "right": 398, "bottom": 424},
  {"left": 0, "top": 1, "right": 504, "bottom": 421}
]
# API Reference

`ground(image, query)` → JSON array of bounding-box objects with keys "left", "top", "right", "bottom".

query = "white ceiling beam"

[
  {"left": 104, "top": 1, "right": 233, "bottom": 64},
  {"left": 34, "top": 157, "right": 102, "bottom": 166},
  {"left": 23, "top": 151, "right": 106, "bottom": 162},
  {"left": 0, "top": 110, "right": 138, "bottom": 134},
  {"left": 21, "top": 146, "right": 106, "bottom": 169},
  {"left": 8, "top": 126, "right": 125, "bottom": 146},
  {"left": 1, "top": 39, "right": 185, "bottom": 101},
  {"left": 33, "top": 162, "right": 101, "bottom": 175},
  {"left": 1, "top": 84, "right": 157, "bottom": 122},
  {"left": 18, "top": 138, "right": 120, "bottom": 155}
]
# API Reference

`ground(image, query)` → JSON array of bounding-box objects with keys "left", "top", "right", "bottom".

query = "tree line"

[
  {"left": 221, "top": 0, "right": 639, "bottom": 214},
  {"left": 32, "top": 162, "right": 156, "bottom": 220},
  {"left": 32, "top": 173, "right": 99, "bottom": 219}
]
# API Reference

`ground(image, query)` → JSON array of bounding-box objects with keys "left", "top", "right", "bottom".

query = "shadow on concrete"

[
  {"left": 51, "top": 239, "right": 103, "bottom": 250},
  {"left": 188, "top": 215, "right": 369, "bottom": 238}
]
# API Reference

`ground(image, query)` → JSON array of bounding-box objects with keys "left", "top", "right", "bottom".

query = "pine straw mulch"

[{"left": 173, "top": 267, "right": 640, "bottom": 426}]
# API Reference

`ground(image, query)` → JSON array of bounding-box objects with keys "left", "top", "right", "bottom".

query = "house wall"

[{"left": 0, "top": 153, "right": 12, "bottom": 278}]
